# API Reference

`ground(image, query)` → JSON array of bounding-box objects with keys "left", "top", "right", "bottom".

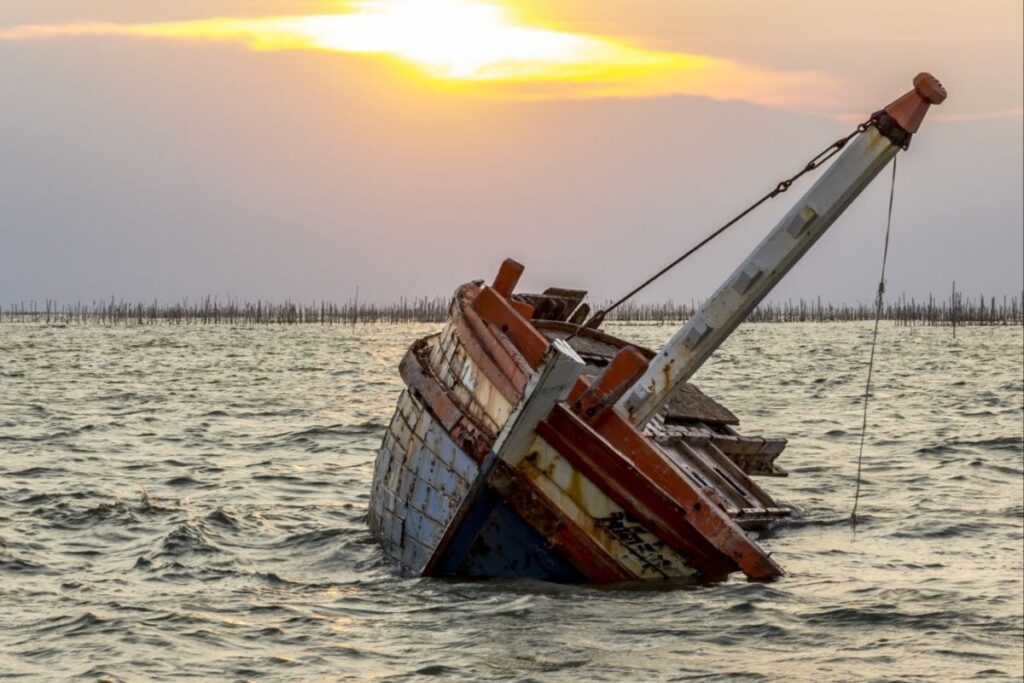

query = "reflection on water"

[{"left": 1, "top": 322, "right": 1021, "bottom": 681}]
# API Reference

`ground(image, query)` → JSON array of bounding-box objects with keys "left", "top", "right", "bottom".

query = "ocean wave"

[{"left": 0, "top": 322, "right": 1020, "bottom": 682}]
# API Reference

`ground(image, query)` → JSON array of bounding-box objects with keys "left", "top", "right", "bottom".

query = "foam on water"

[{"left": 1, "top": 322, "right": 1021, "bottom": 681}]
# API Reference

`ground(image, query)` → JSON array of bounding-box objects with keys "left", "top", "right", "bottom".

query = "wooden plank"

[
  {"left": 521, "top": 438, "right": 697, "bottom": 579},
  {"left": 488, "top": 462, "right": 634, "bottom": 583},
  {"left": 491, "top": 258, "right": 524, "bottom": 298},
  {"left": 514, "top": 288, "right": 586, "bottom": 322},
  {"left": 664, "top": 384, "right": 740, "bottom": 426},
  {"left": 493, "top": 339, "right": 584, "bottom": 468},
  {"left": 397, "top": 344, "right": 493, "bottom": 462},
  {"left": 510, "top": 299, "right": 535, "bottom": 320},
  {"left": 472, "top": 286, "right": 550, "bottom": 369},
  {"left": 424, "top": 341, "right": 593, "bottom": 576},
  {"left": 450, "top": 286, "right": 523, "bottom": 403},
  {"left": 586, "top": 408, "right": 783, "bottom": 581},
  {"left": 457, "top": 288, "right": 530, "bottom": 396},
  {"left": 534, "top": 321, "right": 657, "bottom": 360},
  {"left": 538, "top": 407, "right": 737, "bottom": 578},
  {"left": 571, "top": 347, "right": 649, "bottom": 423}
]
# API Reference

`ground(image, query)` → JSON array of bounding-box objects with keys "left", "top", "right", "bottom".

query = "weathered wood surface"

[
  {"left": 368, "top": 390, "right": 482, "bottom": 574},
  {"left": 370, "top": 271, "right": 788, "bottom": 582},
  {"left": 664, "top": 384, "right": 740, "bottom": 426},
  {"left": 514, "top": 287, "right": 587, "bottom": 322}
]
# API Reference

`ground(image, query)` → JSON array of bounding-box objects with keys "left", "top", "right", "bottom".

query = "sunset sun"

[
  {"left": 134, "top": 0, "right": 684, "bottom": 84},
  {"left": 272, "top": 0, "right": 607, "bottom": 79},
  {"left": 0, "top": 0, "right": 1020, "bottom": 679},
  {"left": 0, "top": 0, "right": 838, "bottom": 107}
]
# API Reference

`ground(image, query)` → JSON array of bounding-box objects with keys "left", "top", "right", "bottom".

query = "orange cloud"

[{"left": 0, "top": 1, "right": 843, "bottom": 111}]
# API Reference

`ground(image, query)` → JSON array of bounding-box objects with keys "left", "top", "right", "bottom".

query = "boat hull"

[{"left": 369, "top": 268, "right": 789, "bottom": 583}]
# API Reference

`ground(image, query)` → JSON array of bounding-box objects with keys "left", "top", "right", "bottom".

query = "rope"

[
  {"left": 566, "top": 118, "right": 873, "bottom": 340},
  {"left": 851, "top": 156, "right": 898, "bottom": 525}
]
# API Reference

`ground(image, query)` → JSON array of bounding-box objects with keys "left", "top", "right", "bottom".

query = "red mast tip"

[
  {"left": 913, "top": 72, "right": 947, "bottom": 105},
  {"left": 883, "top": 72, "right": 947, "bottom": 135}
]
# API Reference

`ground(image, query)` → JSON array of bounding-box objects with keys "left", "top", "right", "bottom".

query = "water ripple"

[{"left": 0, "top": 321, "right": 1020, "bottom": 681}]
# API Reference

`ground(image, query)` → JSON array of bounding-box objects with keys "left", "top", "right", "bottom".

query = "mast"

[{"left": 619, "top": 73, "right": 947, "bottom": 426}]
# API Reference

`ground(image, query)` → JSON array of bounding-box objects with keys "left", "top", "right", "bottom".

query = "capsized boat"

[{"left": 368, "top": 74, "right": 946, "bottom": 582}]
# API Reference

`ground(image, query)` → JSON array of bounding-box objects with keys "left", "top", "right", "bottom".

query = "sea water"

[{"left": 1, "top": 322, "right": 1021, "bottom": 681}]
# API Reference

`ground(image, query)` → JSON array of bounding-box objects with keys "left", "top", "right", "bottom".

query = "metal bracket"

[{"left": 784, "top": 205, "right": 819, "bottom": 238}]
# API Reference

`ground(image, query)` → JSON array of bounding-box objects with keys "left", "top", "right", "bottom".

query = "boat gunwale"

[{"left": 384, "top": 274, "right": 783, "bottom": 582}]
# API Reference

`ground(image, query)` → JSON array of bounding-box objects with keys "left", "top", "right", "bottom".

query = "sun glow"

[
  {"left": 0, "top": 0, "right": 841, "bottom": 108},
  {"left": 267, "top": 1, "right": 628, "bottom": 80}
]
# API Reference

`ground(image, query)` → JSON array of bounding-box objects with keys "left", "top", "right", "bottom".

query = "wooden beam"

[
  {"left": 571, "top": 346, "right": 648, "bottom": 423},
  {"left": 588, "top": 408, "right": 783, "bottom": 580},
  {"left": 538, "top": 406, "right": 738, "bottom": 578},
  {"left": 472, "top": 286, "right": 550, "bottom": 369},
  {"left": 491, "top": 258, "right": 525, "bottom": 298}
]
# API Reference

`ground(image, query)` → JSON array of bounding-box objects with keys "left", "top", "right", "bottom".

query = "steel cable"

[
  {"left": 852, "top": 156, "right": 898, "bottom": 525},
  {"left": 566, "top": 117, "right": 874, "bottom": 340}
]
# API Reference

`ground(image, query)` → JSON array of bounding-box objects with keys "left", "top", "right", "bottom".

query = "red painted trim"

[
  {"left": 549, "top": 524, "right": 631, "bottom": 583},
  {"left": 491, "top": 258, "right": 525, "bottom": 298},
  {"left": 398, "top": 344, "right": 494, "bottom": 462},
  {"left": 510, "top": 299, "right": 535, "bottom": 320},
  {"left": 538, "top": 407, "right": 737, "bottom": 578},
  {"left": 450, "top": 286, "right": 524, "bottom": 403},
  {"left": 472, "top": 286, "right": 550, "bottom": 369},
  {"left": 459, "top": 296, "right": 530, "bottom": 396},
  {"left": 572, "top": 347, "right": 649, "bottom": 423},
  {"left": 588, "top": 408, "right": 783, "bottom": 581}
]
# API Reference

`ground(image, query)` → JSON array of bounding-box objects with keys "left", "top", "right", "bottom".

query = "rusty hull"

[
  {"left": 368, "top": 259, "right": 790, "bottom": 583},
  {"left": 367, "top": 76, "right": 945, "bottom": 583}
]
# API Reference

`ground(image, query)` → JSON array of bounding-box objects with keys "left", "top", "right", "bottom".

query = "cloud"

[
  {"left": 0, "top": 0, "right": 843, "bottom": 111},
  {"left": 929, "top": 108, "right": 1023, "bottom": 123},
  {"left": 836, "top": 106, "right": 1023, "bottom": 125}
]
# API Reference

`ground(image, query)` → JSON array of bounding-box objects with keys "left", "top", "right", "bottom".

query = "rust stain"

[
  {"left": 471, "top": 285, "right": 550, "bottom": 369},
  {"left": 573, "top": 346, "right": 648, "bottom": 423}
]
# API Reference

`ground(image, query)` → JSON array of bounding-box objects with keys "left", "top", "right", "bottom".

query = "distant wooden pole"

[
  {"left": 353, "top": 286, "right": 359, "bottom": 331},
  {"left": 951, "top": 280, "right": 957, "bottom": 339}
]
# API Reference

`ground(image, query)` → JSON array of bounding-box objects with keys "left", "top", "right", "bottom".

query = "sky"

[{"left": 1, "top": 0, "right": 1021, "bottom": 307}]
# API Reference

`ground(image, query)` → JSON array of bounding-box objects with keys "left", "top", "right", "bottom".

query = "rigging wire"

[
  {"left": 852, "top": 156, "right": 898, "bottom": 526},
  {"left": 565, "top": 117, "right": 874, "bottom": 341}
]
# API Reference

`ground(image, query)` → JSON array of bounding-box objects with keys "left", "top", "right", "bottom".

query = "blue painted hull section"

[
  {"left": 369, "top": 388, "right": 581, "bottom": 581},
  {"left": 368, "top": 390, "right": 481, "bottom": 574},
  {"left": 433, "top": 488, "right": 584, "bottom": 582},
  {"left": 368, "top": 283, "right": 790, "bottom": 582}
]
